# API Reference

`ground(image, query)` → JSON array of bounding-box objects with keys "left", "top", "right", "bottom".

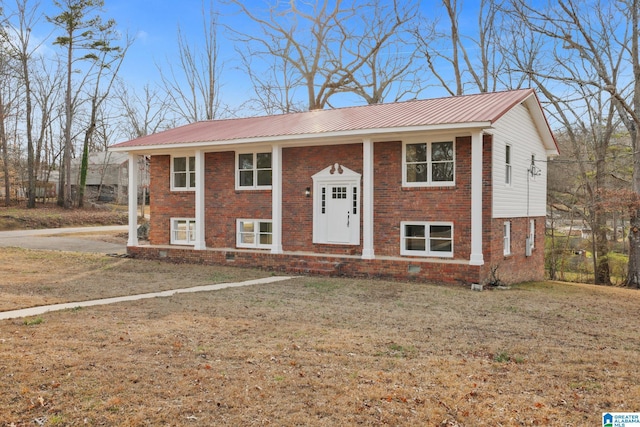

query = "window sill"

[
  {"left": 401, "top": 253, "right": 454, "bottom": 259},
  {"left": 235, "top": 188, "right": 272, "bottom": 194},
  {"left": 401, "top": 185, "right": 456, "bottom": 192}
]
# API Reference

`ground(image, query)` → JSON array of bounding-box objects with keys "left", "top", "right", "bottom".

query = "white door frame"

[{"left": 312, "top": 163, "right": 361, "bottom": 245}]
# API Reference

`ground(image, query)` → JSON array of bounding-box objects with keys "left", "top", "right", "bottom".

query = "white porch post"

[
  {"left": 194, "top": 149, "right": 206, "bottom": 250},
  {"left": 271, "top": 144, "right": 283, "bottom": 254},
  {"left": 470, "top": 131, "right": 484, "bottom": 265},
  {"left": 127, "top": 153, "right": 139, "bottom": 247},
  {"left": 362, "top": 138, "right": 375, "bottom": 259}
]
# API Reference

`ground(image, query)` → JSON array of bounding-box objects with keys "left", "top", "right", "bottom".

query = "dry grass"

[
  {"left": 1, "top": 248, "right": 639, "bottom": 426},
  {"left": 0, "top": 204, "right": 128, "bottom": 231}
]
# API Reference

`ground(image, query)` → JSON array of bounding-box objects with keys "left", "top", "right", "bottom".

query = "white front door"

[
  {"left": 312, "top": 164, "right": 361, "bottom": 246},
  {"left": 326, "top": 185, "right": 351, "bottom": 243}
]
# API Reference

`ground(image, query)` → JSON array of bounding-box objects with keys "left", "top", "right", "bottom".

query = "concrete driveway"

[{"left": 0, "top": 225, "right": 128, "bottom": 254}]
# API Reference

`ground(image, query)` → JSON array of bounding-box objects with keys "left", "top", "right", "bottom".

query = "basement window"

[
  {"left": 400, "top": 221, "right": 453, "bottom": 257},
  {"left": 236, "top": 219, "right": 273, "bottom": 249},
  {"left": 171, "top": 218, "right": 196, "bottom": 245}
]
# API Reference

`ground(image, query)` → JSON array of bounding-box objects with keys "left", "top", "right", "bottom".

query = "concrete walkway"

[
  {"left": 0, "top": 276, "right": 294, "bottom": 320},
  {"left": 0, "top": 225, "right": 128, "bottom": 254}
]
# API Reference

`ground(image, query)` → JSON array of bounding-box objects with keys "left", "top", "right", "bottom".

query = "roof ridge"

[{"left": 110, "top": 88, "right": 544, "bottom": 150}]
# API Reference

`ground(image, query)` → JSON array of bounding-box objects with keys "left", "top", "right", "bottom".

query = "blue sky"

[
  {"left": 32, "top": 0, "right": 246, "bottom": 99},
  {"left": 25, "top": 0, "right": 495, "bottom": 115}
]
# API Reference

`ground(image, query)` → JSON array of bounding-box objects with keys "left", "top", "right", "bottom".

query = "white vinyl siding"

[{"left": 491, "top": 104, "right": 548, "bottom": 218}]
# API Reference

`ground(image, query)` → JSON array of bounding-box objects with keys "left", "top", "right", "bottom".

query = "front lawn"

[{"left": 1, "top": 249, "right": 638, "bottom": 425}]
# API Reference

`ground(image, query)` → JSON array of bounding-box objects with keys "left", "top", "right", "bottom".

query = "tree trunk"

[
  {"left": 628, "top": 211, "right": 640, "bottom": 287},
  {"left": 0, "top": 99, "right": 9, "bottom": 207},
  {"left": 78, "top": 109, "right": 96, "bottom": 208},
  {"left": 77, "top": 130, "right": 90, "bottom": 208},
  {"left": 594, "top": 140, "right": 611, "bottom": 285},
  {"left": 61, "top": 28, "right": 73, "bottom": 209},
  {"left": 628, "top": 0, "right": 640, "bottom": 287},
  {"left": 594, "top": 222, "right": 611, "bottom": 285}
]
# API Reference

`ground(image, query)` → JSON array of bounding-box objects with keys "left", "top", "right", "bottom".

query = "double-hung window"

[
  {"left": 404, "top": 140, "right": 455, "bottom": 186},
  {"left": 171, "top": 218, "right": 196, "bottom": 245},
  {"left": 236, "top": 219, "right": 273, "bottom": 248},
  {"left": 237, "top": 151, "right": 272, "bottom": 189},
  {"left": 504, "top": 221, "right": 511, "bottom": 256},
  {"left": 400, "top": 222, "right": 453, "bottom": 257},
  {"left": 505, "top": 145, "right": 512, "bottom": 185},
  {"left": 172, "top": 156, "right": 196, "bottom": 190}
]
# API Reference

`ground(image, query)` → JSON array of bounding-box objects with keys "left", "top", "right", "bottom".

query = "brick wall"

[
  {"left": 483, "top": 216, "right": 546, "bottom": 284},
  {"left": 282, "top": 144, "right": 363, "bottom": 252},
  {"left": 142, "top": 133, "right": 544, "bottom": 285},
  {"left": 373, "top": 137, "right": 473, "bottom": 259},
  {"left": 149, "top": 155, "right": 195, "bottom": 244},
  {"left": 127, "top": 245, "right": 482, "bottom": 286},
  {"left": 204, "top": 152, "right": 272, "bottom": 248}
]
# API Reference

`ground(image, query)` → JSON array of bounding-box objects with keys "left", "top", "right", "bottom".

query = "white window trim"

[
  {"left": 504, "top": 221, "right": 511, "bottom": 256},
  {"left": 400, "top": 221, "right": 454, "bottom": 258},
  {"left": 505, "top": 144, "right": 512, "bottom": 186},
  {"left": 236, "top": 219, "right": 273, "bottom": 249},
  {"left": 402, "top": 139, "right": 455, "bottom": 188},
  {"left": 171, "top": 218, "right": 196, "bottom": 245},
  {"left": 235, "top": 150, "right": 273, "bottom": 190},
  {"left": 171, "top": 155, "right": 196, "bottom": 191}
]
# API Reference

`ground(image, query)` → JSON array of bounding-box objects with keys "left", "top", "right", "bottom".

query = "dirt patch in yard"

[
  {"left": 0, "top": 204, "right": 128, "bottom": 231},
  {"left": 1, "top": 248, "right": 639, "bottom": 426}
]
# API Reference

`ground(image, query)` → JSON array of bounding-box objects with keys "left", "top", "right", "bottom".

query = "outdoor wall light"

[{"left": 305, "top": 187, "right": 311, "bottom": 197}]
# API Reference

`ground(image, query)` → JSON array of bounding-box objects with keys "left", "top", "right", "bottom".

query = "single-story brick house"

[{"left": 110, "top": 89, "right": 558, "bottom": 285}]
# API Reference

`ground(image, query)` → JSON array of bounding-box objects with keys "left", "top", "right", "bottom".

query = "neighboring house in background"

[
  {"left": 110, "top": 89, "right": 558, "bottom": 285},
  {"left": 70, "top": 151, "right": 149, "bottom": 204}
]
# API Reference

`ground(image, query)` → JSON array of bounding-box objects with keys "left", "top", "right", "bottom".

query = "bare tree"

[
  {"left": 235, "top": 41, "right": 305, "bottom": 115},
  {"left": 116, "top": 83, "right": 174, "bottom": 140},
  {"left": 48, "top": 0, "right": 117, "bottom": 208},
  {"left": 1, "top": 0, "right": 49, "bottom": 208},
  {"left": 414, "top": 0, "right": 509, "bottom": 96},
  {"left": 31, "top": 55, "right": 64, "bottom": 200},
  {"left": 230, "top": 0, "right": 418, "bottom": 111},
  {"left": 0, "top": 53, "right": 17, "bottom": 206},
  {"left": 76, "top": 29, "right": 128, "bottom": 208},
  {"left": 506, "top": 0, "right": 640, "bottom": 286},
  {"left": 159, "top": 0, "right": 224, "bottom": 123},
  {"left": 341, "top": 1, "right": 420, "bottom": 104}
]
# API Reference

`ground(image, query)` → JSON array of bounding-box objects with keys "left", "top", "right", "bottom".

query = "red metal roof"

[{"left": 111, "top": 89, "right": 550, "bottom": 150}]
